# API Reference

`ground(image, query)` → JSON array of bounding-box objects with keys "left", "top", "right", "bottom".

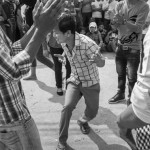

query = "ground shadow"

[
  {"left": 34, "top": 80, "right": 130, "bottom": 150},
  {"left": 88, "top": 128, "right": 130, "bottom": 150},
  {"left": 35, "top": 80, "right": 65, "bottom": 105},
  {"left": 34, "top": 80, "right": 120, "bottom": 136}
]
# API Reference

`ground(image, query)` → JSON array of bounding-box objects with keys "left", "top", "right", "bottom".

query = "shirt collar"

[
  {"left": 61, "top": 32, "right": 82, "bottom": 48},
  {"left": 75, "top": 32, "right": 82, "bottom": 46}
]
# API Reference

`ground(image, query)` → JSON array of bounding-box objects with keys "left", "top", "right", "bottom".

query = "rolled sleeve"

[
  {"left": 86, "top": 41, "right": 100, "bottom": 59},
  {"left": 13, "top": 51, "right": 31, "bottom": 76},
  {"left": 11, "top": 40, "right": 23, "bottom": 56}
]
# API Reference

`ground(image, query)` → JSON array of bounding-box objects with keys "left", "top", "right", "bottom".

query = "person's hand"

[
  {"left": 54, "top": 54, "right": 66, "bottom": 64},
  {"left": 113, "top": 13, "right": 124, "bottom": 25},
  {"left": 89, "top": 52, "right": 105, "bottom": 67},
  {"left": 89, "top": 52, "right": 100, "bottom": 62},
  {"left": 33, "top": 0, "right": 65, "bottom": 36},
  {"left": 143, "top": 22, "right": 150, "bottom": 29}
]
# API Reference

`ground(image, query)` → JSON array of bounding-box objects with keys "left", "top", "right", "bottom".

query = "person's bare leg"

[
  {"left": 117, "top": 105, "right": 148, "bottom": 150},
  {"left": 23, "top": 67, "right": 37, "bottom": 80}
]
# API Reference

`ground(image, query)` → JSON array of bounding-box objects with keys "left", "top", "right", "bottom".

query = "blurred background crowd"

[{"left": 0, "top": 0, "right": 123, "bottom": 52}]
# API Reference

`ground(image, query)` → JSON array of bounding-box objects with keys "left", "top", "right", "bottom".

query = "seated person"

[
  {"left": 105, "top": 29, "right": 118, "bottom": 52},
  {"left": 86, "top": 21, "right": 103, "bottom": 49}
]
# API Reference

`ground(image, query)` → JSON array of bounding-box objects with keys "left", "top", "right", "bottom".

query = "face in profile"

[{"left": 53, "top": 28, "right": 67, "bottom": 44}]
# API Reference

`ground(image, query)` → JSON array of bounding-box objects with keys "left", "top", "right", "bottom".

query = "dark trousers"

[
  {"left": 59, "top": 83, "right": 100, "bottom": 144},
  {"left": 31, "top": 45, "right": 54, "bottom": 69},
  {"left": 50, "top": 46, "right": 71, "bottom": 88},
  {"left": 93, "top": 18, "right": 102, "bottom": 26},
  {"left": 82, "top": 12, "right": 92, "bottom": 31},
  {"left": 115, "top": 45, "right": 140, "bottom": 98}
]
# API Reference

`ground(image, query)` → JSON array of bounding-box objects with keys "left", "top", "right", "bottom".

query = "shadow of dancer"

[
  {"left": 88, "top": 128, "right": 130, "bottom": 150},
  {"left": 35, "top": 80, "right": 65, "bottom": 105}
]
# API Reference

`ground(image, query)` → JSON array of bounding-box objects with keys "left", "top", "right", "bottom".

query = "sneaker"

[
  {"left": 56, "top": 142, "right": 67, "bottom": 150},
  {"left": 77, "top": 120, "right": 90, "bottom": 134},
  {"left": 108, "top": 93, "right": 125, "bottom": 104}
]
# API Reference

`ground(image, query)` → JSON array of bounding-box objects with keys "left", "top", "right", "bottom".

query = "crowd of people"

[{"left": 0, "top": 0, "right": 150, "bottom": 150}]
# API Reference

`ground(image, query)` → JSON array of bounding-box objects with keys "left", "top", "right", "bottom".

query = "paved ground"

[{"left": 21, "top": 52, "right": 133, "bottom": 150}]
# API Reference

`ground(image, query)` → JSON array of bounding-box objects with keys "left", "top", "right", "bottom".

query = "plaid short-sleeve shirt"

[{"left": 61, "top": 32, "right": 100, "bottom": 87}]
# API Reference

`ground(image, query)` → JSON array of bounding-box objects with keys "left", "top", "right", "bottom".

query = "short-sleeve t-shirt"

[
  {"left": 80, "top": 0, "right": 92, "bottom": 13},
  {"left": 91, "top": 0, "right": 102, "bottom": 18}
]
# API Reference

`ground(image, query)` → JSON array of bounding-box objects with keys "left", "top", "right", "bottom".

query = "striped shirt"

[
  {"left": 0, "top": 26, "right": 31, "bottom": 125},
  {"left": 61, "top": 32, "right": 99, "bottom": 87},
  {"left": 116, "top": 0, "right": 149, "bottom": 50}
]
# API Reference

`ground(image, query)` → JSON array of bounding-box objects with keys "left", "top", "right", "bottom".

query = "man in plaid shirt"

[
  {"left": 54, "top": 13, "right": 105, "bottom": 150},
  {"left": 0, "top": 0, "right": 64, "bottom": 149}
]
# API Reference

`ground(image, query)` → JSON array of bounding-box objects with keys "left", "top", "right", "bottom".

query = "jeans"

[
  {"left": 31, "top": 45, "right": 54, "bottom": 69},
  {"left": 0, "top": 117, "right": 43, "bottom": 150},
  {"left": 115, "top": 45, "right": 140, "bottom": 98},
  {"left": 59, "top": 82, "right": 100, "bottom": 144},
  {"left": 50, "top": 46, "right": 71, "bottom": 88},
  {"left": 82, "top": 12, "right": 92, "bottom": 30}
]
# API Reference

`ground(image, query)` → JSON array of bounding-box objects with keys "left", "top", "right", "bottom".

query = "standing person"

[
  {"left": 2, "top": 0, "right": 16, "bottom": 42},
  {"left": 48, "top": 31, "right": 71, "bottom": 96},
  {"left": 0, "top": 0, "right": 7, "bottom": 33},
  {"left": 135, "top": 1, "right": 150, "bottom": 150},
  {"left": 74, "top": 0, "right": 83, "bottom": 32},
  {"left": 22, "top": 0, "right": 54, "bottom": 80},
  {"left": 91, "top": 0, "right": 103, "bottom": 26},
  {"left": 80, "top": 0, "right": 92, "bottom": 32},
  {"left": 108, "top": 0, "right": 149, "bottom": 105},
  {"left": 54, "top": 13, "right": 105, "bottom": 150},
  {"left": 0, "top": 0, "right": 65, "bottom": 150},
  {"left": 86, "top": 21, "right": 103, "bottom": 48},
  {"left": 103, "top": 0, "right": 118, "bottom": 32},
  {"left": 117, "top": 18, "right": 150, "bottom": 150},
  {"left": 15, "top": 0, "right": 24, "bottom": 40}
]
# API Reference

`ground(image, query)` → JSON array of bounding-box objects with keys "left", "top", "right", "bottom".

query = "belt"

[
  {"left": 118, "top": 44, "right": 131, "bottom": 50},
  {"left": 118, "top": 44, "right": 139, "bottom": 53}
]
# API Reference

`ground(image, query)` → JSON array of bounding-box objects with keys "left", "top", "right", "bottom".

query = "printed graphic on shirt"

[{"left": 120, "top": 15, "right": 139, "bottom": 44}]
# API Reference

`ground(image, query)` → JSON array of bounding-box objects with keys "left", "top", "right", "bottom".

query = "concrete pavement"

[{"left": 21, "top": 52, "right": 132, "bottom": 150}]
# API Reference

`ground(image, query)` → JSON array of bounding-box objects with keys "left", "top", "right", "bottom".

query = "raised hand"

[{"left": 33, "top": 0, "right": 65, "bottom": 36}]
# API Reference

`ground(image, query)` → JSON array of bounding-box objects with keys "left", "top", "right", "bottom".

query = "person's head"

[
  {"left": 99, "top": 24, "right": 104, "bottom": 30},
  {"left": 53, "top": 13, "right": 76, "bottom": 44},
  {"left": 80, "top": 27, "right": 86, "bottom": 34},
  {"left": 89, "top": 22, "right": 97, "bottom": 33}
]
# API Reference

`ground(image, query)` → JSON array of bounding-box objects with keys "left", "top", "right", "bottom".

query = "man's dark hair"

[{"left": 57, "top": 13, "right": 76, "bottom": 34}]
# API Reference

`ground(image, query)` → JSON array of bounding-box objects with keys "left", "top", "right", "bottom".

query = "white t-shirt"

[
  {"left": 91, "top": 0, "right": 102, "bottom": 18},
  {"left": 103, "top": 0, "right": 118, "bottom": 20},
  {"left": 138, "top": 26, "right": 150, "bottom": 89}
]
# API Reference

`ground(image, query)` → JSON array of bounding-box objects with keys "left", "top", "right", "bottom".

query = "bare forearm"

[
  {"left": 25, "top": 28, "right": 45, "bottom": 62},
  {"left": 19, "top": 25, "right": 36, "bottom": 49},
  {"left": 125, "top": 21, "right": 141, "bottom": 32}
]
